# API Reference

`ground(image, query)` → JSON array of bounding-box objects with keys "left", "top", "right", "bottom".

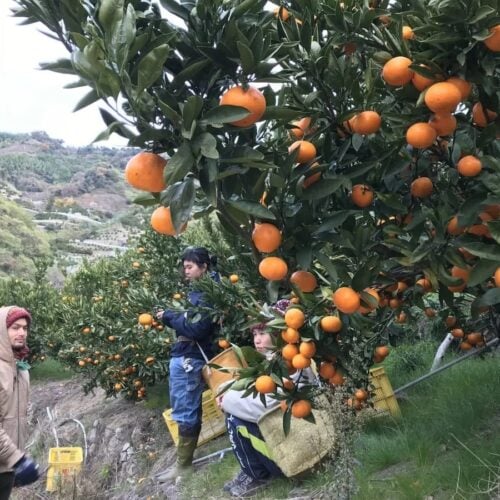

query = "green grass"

[
  {"left": 30, "top": 358, "right": 73, "bottom": 382},
  {"left": 178, "top": 343, "right": 500, "bottom": 499}
]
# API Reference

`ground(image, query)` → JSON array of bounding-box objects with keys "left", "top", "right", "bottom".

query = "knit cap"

[{"left": 6, "top": 307, "right": 32, "bottom": 328}]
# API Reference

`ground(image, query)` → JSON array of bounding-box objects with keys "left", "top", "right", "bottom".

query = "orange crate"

[
  {"left": 46, "top": 447, "right": 83, "bottom": 492},
  {"left": 163, "top": 389, "right": 226, "bottom": 447},
  {"left": 368, "top": 367, "right": 401, "bottom": 417}
]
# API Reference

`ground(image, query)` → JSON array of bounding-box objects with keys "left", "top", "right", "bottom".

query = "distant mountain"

[{"left": 0, "top": 131, "right": 143, "bottom": 279}]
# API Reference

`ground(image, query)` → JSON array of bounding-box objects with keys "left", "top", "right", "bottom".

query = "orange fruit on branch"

[
  {"left": 252, "top": 223, "right": 282, "bottom": 253},
  {"left": 291, "top": 399, "right": 312, "bottom": 418},
  {"left": 354, "top": 388, "right": 369, "bottom": 401},
  {"left": 411, "top": 65, "right": 439, "bottom": 92},
  {"left": 333, "top": 287, "right": 361, "bottom": 314},
  {"left": 351, "top": 111, "right": 382, "bottom": 135},
  {"left": 429, "top": 113, "right": 457, "bottom": 136},
  {"left": 451, "top": 328, "right": 464, "bottom": 338},
  {"left": 151, "top": 206, "right": 186, "bottom": 235},
  {"left": 138, "top": 313, "right": 153, "bottom": 326},
  {"left": 494, "top": 267, "right": 500, "bottom": 287},
  {"left": 285, "top": 308, "right": 306, "bottom": 329},
  {"left": 351, "top": 184, "right": 374, "bottom": 208},
  {"left": 406, "top": 122, "right": 437, "bottom": 149},
  {"left": 273, "top": 6, "right": 290, "bottom": 21},
  {"left": 320, "top": 315, "right": 342, "bottom": 333},
  {"left": 382, "top": 56, "right": 413, "bottom": 86},
  {"left": 448, "top": 266, "right": 470, "bottom": 293},
  {"left": 282, "top": 343, "right": 299, "bottom": 361},
  {"left": 483, "top": 25, "right": 500, "bottom": 52},
  {"left": 290, "top": 270, "right": 318, "bottom": 292},
  {"left": 410, "top": 177, "right": 433, "bottom": 198},
  {"left": 125, "top": 151, "right": 167, "bottom": 193},
  {"left": 358, "top": 288, "right": 380, "bottom": 314},
  {"left": 218, "top": 339, "right": 230, "bottom": 349},
  {"left": 219, "top": 85, "right": 266, "bottom": 127},
  {"left": 288, "top": 140, "right": 317, "bottom": 164},
  {"left": 457, "top": 155, "right": 482, "bottom": 177},
  {"left": 290, "top": 117, "right": 311, "bottom": 139},
  {"left": 424, "top": 82, "right": 462, "bottom": 113},
  {"left": 282, "top": 327, "right": 300, "bottom": 343},
  {"left": 291, "top": 353, "right": 311, "bottom": 369},
  {"left": 299, "top": 341, "right": 316, "bottom": 358},
  {"left": 446, "top": 77, "right": 472, "bottom": 100},
  {"left": 319, "top": 362, "right": 336, "bottom": 379},
  {"left": 255, "top": 375, "right": 277, "bottom": 394},
  {"left": 229, "top": 274, "right": 239, "bottom": 284},
  {"left": 259, "top": 256, "right": 288, "bottom": 280},
  {"left": 472, "top": 102, "right": 497, "bottom": 127},
  {"left": 402, "top": 25, "right": 415, "bottom": 40}
]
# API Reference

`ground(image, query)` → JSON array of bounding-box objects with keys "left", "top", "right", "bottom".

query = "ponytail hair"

[{"left": 181, "top": 246, "right": 217, "bottom": 271}]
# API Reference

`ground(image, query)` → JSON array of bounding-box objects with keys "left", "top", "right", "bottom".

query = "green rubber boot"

[{"left": 156, "top": 434, "right": 199, "bottom": 483}]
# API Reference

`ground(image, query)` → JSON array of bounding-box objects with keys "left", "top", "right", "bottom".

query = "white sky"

[{"left": 0, "top": 1, "right": 128, "bottom": 147}]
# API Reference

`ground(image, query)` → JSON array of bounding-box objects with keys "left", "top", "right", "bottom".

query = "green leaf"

[
  {"left": 314, "top": 211, "right": 357, "bottom": 233},
  {"left": 98, "top": 0, "right": 124, "bottom": 32},
  {"left": 137, "top": 44, "right": 170, "bottom": 94},
  {"left": 300, "top": 177, "right": 348, "bottom": 201},
  {"left": 460, "top": 242, "right": 500, "bottom": 261},
  {"left": 165, "top": 142, "right": 194, "bottom": 184},
  {"left": 172, "top": 59, "right": 210, "bottom": 88},
  {"left": 182, "top": 95, "right": 204, "bottom": 134},
  {"left": 488, "top": 220, "right": 500, "bottom": 245},
  {"left": 225, "top": 200, "right": 276, "bottom": 220},
  {"left": 204, "top": 105, "right": 250, "bottom": 125},
  {"left": 161, "top": 178, "right": 196, "bottom": 231},
  {"left": 467, "top": 6, "right": 495, "bottom": 23},
  {"left": 159, "top": 0, "right": 190, "bottom": 21},
  {"left": 468, "top": 259, "right": 498, "bottom": 287},
  {"left": 471, "top": 288, "right": 500, "bottom": 315},
  {"left": 132, "top": 193, "right": 159, "bottom": 207},
  {"left": 262, "top": 106, "right": 304, "bottom": 121},
  {"left": 237, "top": 41, "right": 255, "bottom": 74},
  {"left": 73, "top": 89, "right": 99, "bottom": 111},
  {"left": 192, "top": 133, "right": 219, "bottom": 160},
  {"left": 157, "top": 99, "right": 182, "bottom": 126},
  {"left": 220, "top": 147, "right": 264, "bottom": 163},
  {"left": 40, "top": 58, "right": 75, "bottom": 74}
]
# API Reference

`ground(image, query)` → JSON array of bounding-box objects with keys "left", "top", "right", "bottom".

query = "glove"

[{"left": 13, "top": 455, "right": 40, "bottom": 487}]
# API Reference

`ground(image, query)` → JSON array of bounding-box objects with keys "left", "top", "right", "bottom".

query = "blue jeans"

[
  {"left": 169, "top": 356, "right": 205, "bottom": 436},
  {"left": 226, "top": 414, "right": 284, "bottom": 480}
]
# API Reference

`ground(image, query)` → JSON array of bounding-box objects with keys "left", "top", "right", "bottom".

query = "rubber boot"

[{"left": 156, "top": 434, "right": 199, "bottom": 483}]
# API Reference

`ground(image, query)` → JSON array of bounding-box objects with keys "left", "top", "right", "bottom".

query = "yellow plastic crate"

[
  {"left": 368, "top": 366, "right": 401, "bottom": 418},
  {"left": 46, "top": 447, "right": 83, "bottom": 492},
  {"left": 163, "top": 389, "right": 226, "bottom": 447}
]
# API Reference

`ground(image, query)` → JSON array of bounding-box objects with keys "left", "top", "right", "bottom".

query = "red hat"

[{"left": 6, "top": 307, "right": 32, "bottom": 329}]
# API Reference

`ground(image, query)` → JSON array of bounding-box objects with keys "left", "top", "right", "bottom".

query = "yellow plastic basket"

[
  {"left": 163, "top": 389, "right": 226, "bottom": 447},
  {"left": 368, "top": 367, "right": 401, "bottom": 418},
  {"left": 46, "top": 447, "right": 83, "bottom": 492}
]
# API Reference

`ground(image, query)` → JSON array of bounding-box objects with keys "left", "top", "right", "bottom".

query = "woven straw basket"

[
  {"left": 257, "top": 396, "right": 336, "bottom": 478},
  {"left": 202, "top": 347, "right": 248, "bottom": 395}
]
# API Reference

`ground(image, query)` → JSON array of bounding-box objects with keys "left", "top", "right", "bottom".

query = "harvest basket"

[
  {"left": 46, "top": 447, "right": 83, "bottom": 492},
  {"left": 368, "top": 366, "right": 401, "bottom": 417},
  {"left": 257, "top": 395, "right": 336, "bottom": 478},
  {"left": 202, "top": 347, "right": 248, "bottom": 395},
  {"left": 163, "top": 389, "right": 226, "bottom": 447}
]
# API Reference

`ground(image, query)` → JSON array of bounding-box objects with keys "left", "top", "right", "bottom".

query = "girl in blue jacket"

[{"left": 156, "top": 247, "right": 218, "bottom": 482}]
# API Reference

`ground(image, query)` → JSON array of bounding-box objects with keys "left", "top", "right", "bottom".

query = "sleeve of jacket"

[
  {"left": 161, "top": 309, "right": 214, "bottom": 341},
  {"left": 0, "top": 386, "right": 24, "bottom": 469}
]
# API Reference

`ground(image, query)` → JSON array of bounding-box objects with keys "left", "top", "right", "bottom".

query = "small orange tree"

[{"left": 14, "top": 0, "right": 500, "bottom": 411}]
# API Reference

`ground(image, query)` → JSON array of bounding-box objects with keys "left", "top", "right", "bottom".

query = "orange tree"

[{"left": 14, "top": 0, "right": 500, "bottom": 413}]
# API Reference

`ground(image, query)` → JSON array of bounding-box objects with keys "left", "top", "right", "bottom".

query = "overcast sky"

[{"left": 0, "top": 1, "right": 128, "bottom": 147}]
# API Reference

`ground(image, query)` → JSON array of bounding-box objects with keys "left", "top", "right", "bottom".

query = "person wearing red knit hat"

[{"left": 0, "top": 306, "right": 40, "bottom": 499}]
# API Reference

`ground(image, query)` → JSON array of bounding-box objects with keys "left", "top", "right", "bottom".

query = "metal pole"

[{"left": 394, "top": 337, "right": 499, "bottom": 396}]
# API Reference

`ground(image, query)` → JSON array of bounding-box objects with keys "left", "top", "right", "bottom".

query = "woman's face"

[
  {"left": 183, "top": 260, "right": 207, "bottom": 281},
  {"left": 253, "top": 328, "right": 273, "bottom": 353}
]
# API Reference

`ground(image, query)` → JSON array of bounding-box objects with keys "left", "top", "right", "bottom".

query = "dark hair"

[{"left": 181, "top": 246, "right": 217, "bottom": 270}]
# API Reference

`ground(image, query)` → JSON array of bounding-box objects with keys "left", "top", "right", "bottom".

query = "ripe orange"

[
  {"left": 466, "top": 332, "right": 482, "bottom": 345},
  {"left": 351, "top": 184, "right": 374, "bottom": 208},
  {"left": 151, "top": 206, "right": 186, "bottom": 235},
  {"left": 483, "top": 25, "right": 500, "bottom": 52},
  {"left": 445, "top": 316, "right": 457, "bottom": 328},
  {"left": 125, "top": 152, "right": 167, "bottom": 193},
  {"left": 319, "top": 362, "right": 336, "bottom": 379},
  {"left": 415, "top": 278, "right": 432, "bottom": 293},
  {"left": 78, "top": 360, "right": 86, "bottom": 367},
  {"left": 424, "top": 82, "right": 462, "bottom": 113},
  {"left": 282, "top": 378, "right": 295, "bottom": 391},
  {"left": 402, "top": 25, "right": 415, "bottom": 40},
  {"left": 320, "top": 315, "right": 342, "bottom": 333},
  {"left": 446, "top": 77, "right": 472, "bottom": 100},
  {"left": 329, "top": 371, "right": 345, "bottom": 385},
  {"left": 354, "top": 388, "right": 369, "bottom": 401},
  {"left": 290, "top": 117, "right": 311, "bottom": 139},
  {"left": 411, "top": 66, "right": 438, "bottom": 92},
  {"left": 138, "top": 313, "right": 153, "bottom": 326},
  {"left": 448, "top": 266, "right": 470, "bottom": 293},
  {"left": 218, "top": 339, "right": 230, "bottom": 349},
  {"left": 459, "top": 341, "right": 473, "bottom": 351},
  {"left": 303, "top": 162, "right": 322, "bottom": 189},
  {"left": 258, "top": 256, "right": 288, "bottom": 280},
  {"left": 395, "top": 311, "right": 407, "bottom": 323},
  {"left": 284, "top": 308, "right": 306, "bottom": 329},
  {"left": 429, "top": 113, "right": 457, "bottom": 136},
  {"left": 410, "top": 177, "right": 433, "bottom": 198},
  {"left": 145, "top": 356, "right": 155, "bottom": 365},
  {"left": 494, "top": 267, "right": 500, "bottom": 287},
  {"left": 358, "top": 288, "right": 380, "bottom": 314},
  {"left": 290, "top": 270, "right": 317, "bottom": 293},
  {"left": 219, "top": 85, "right": 266, "bottom": 127},
  {"left": 291, "top": 353, "right": 311, "bottom": 369},
  {"left": 457, "top": 155, "right": 482, "bottom": 177},
  {"left": 447, "top": 215, "right": 466, "bottom": 235},
  {"left": 288, "top": 140, "right": 317, "bottom": 164},
  {"left": 273, "top": 5, "right": 290, "bottom": 21},
  {"left": 333, "top": 287, "right": 361, "bottom": 314},
  {"left": 299, "top": 341, "right": 316, "bottom": 358},
  {"left": 351, "top": 111, "right": 382, "bottom": 135},
  {"left": 406, "top": 122, "right": 437, "bottom": 149},
  {"left": 374, "top": 345, "right": 390, "bottom": 360},
  {"left": 82, "top": 327, "right": 91, "bottom": 334},
  {"left": 451, "top": 328, "right": 464, "bottom": 338},
  {"left": 229, "top": 274, "right": 239, "bottom": 284},
  {"left": 282, "top": 343, "right": 299, "bottom": 361},
  {"left": 255, "top": 375, "right": 277, "bottom": 393},
  {"left": 252, "top": 223, "right": 282, "bottom": 253},
  {"left": 291, "top": 399, "right": 312, "bottom": 418},
  {"left": 472, "top": 102, "right": 498, "bottom": 127},
  {"left": 382, "top": 56, "right": 413, "bottom": 86},
  {"left": 282, "top": 327, "right": 300, "bottom": 343},
  {"left": 424, "top": 307, "right": 436, "bottom": 318}
]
